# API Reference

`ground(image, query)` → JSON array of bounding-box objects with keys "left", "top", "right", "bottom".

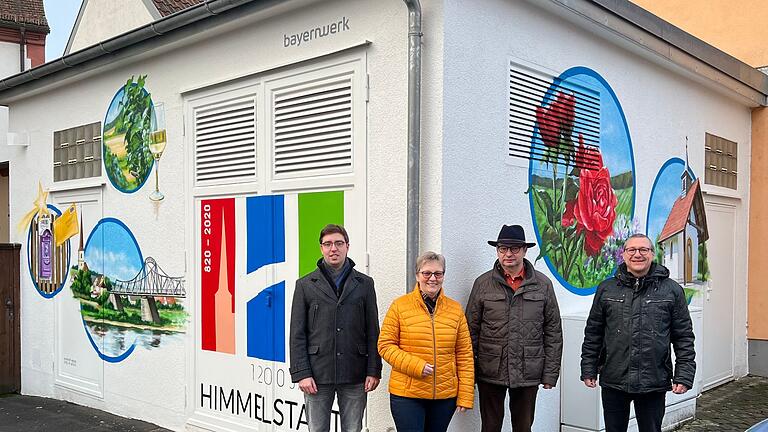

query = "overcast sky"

[{"left": 43, "top": 0, "right": 81, "bottom": 61}]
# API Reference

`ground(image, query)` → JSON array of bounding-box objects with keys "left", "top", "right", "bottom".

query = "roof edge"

[
  {"left": 548, "top": 0, "right": 768, "bottom": 104},
  {"left": 0, "top": 0, "right": 265, "bottom": 97}
]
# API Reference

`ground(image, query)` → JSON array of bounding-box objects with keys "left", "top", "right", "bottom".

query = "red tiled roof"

[
  {"left": 0, "top": 0, "right": 49, "bottom": 31},
  {"left": 152, "top": 0, "right": 205, "bottom": 17},
  {"left": 658, "top": 179, "right": 708, "bottom": 243}
]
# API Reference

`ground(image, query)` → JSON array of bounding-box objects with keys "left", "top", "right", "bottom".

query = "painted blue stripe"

[
  {"left": 246, "top": 281, "right": 285, "bottom": 362},
  {"left": 246, "top": 195, "right": 286, "bottom": 274}
]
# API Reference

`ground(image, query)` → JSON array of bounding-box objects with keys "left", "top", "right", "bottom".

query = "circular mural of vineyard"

[
  {"left": 103, "top": 76, "right": 155, "bottom": 193},
  {"left": 528, "top": 67, "right": 636, "bottom": 295}
]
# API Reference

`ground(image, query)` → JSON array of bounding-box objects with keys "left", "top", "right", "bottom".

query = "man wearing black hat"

[{"left": 465, "top": 224, "right": 563, "bottom": 432}]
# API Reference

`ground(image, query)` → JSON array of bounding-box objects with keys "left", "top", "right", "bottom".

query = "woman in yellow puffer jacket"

[{"left": 378, "top": 251, "right": 474, "bottom": 432}]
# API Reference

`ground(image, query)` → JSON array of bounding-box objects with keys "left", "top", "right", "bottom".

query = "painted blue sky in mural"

[
  {"left": 647, "top": 158, "right": 694, "bottom": 243},
  {"left": 84, "top": 218, "right": 143, "bottom": 281}
]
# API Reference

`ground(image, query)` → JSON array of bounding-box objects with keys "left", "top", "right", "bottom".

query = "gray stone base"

[{"left": 749, "top": 339, "right": 768, "bottom": 377}]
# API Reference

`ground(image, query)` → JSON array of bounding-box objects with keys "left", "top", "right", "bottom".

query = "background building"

[{"left": 0, "top": 0, "right": 48, "bottom": 80}]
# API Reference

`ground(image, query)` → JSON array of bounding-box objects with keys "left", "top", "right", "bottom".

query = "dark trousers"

[
  {"left": 601, "top": 387, "right": 666, "bottom": 432},
  {"left": 477, "top": 381, "right": 538, "bottom": 432},
  {"left": 390, "top": 394, "right": 456, "bottom": 432}
]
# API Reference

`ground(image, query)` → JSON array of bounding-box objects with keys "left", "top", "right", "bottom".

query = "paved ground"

[
  {"left": 0, "top": 393, "right": 170, "bottom": 432},
  {"left": 0, "top": 375, "right": 766, "bottom": 431},
  {"left": 674, "top": 375, "right": 768, "bottom": 431}
]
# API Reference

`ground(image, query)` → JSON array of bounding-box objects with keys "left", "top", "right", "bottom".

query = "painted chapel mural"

[
  {"left": 647, "top": 156, "right": 710, "bottom": 303},
  {"left": 527, "top": 67, "right": 636, "bottom": 295}
]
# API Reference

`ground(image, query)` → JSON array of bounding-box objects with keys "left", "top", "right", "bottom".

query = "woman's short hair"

[{"left": 415, "top": 251, "right": 446, "bottom": 273}]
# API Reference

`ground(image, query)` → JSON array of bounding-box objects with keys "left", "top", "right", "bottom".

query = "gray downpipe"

[{"left": 403, "top": 0, "right": 422, "bottom": 292}]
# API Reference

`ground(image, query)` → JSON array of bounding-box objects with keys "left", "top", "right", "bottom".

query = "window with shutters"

[
  {"left": 187, "top": 55, "right": 365, "bottom": 193},
  {"left": 704, "top": 133, "right": 737, "bottom": 190},
  {"left": 508, "top": 62, "right": 601, "bottom": 170},
  {"left": 192, "top": 93, "right": 258, "bottom": 187},
  {"left": 269, "top": 73, "right": 354, "bottom": 182}
]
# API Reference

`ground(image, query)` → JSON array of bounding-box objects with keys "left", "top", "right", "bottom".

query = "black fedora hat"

[{"left": 488, "top": 224, "right": 536, "bottom": 248}]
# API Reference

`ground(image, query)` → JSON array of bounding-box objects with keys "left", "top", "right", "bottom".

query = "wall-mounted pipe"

[
  {"left": 403, "top": 0, "right": 422, "bottom": 291},
  {"left": 19, "top": 27, "right": 26, "bottom": 73}
]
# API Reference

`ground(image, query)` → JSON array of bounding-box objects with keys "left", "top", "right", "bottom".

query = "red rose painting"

[
  {"left": 564, "top": 164, "right": 618, "bottom": 256},
  {"left": 530, "top": 82, "right": 634, "bottom": 289}
]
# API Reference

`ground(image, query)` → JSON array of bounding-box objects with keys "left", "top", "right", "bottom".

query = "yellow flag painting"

[{"left": 53, "top": 204, "right": 79, "bottom": 247}]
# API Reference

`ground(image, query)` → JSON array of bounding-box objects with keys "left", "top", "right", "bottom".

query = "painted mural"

[
  {"left": 70, "top": 217, "right": 187, "bottom": 361},
  {"left": 22, "top": 183, "right": 72, "bottom": 298},
  {"left": 529, "top": 67, "right": 636, "bottom": 295},
  {"left": 647, "top": 157, "right": 710, "bottom": 302},
  {"left": 201, "top": 198, "right": 236, "bottom": 354},
  {"left": 103, "top": 76, "right": 156, "bottom": 193},
  {"left": 197, "top": 191, "right": 345, "bottom": 430}
]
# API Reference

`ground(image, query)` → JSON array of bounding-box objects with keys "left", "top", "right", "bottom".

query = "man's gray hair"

[
  {"left": 625, "top": 233, "right": 655, "bottom": 251},
  {"left": 415, "top": 251, "right": 446, "bottom": 273}
]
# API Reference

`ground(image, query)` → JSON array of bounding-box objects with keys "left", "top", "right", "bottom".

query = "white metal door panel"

[{"left": 701, "top": 202, "right": 735, "bottom": 390}]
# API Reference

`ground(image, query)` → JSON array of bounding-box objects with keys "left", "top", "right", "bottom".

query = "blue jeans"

[
  {"left": 305, "top": 383, "right": 366, "bottom": 432},
  {"left": 601, "top": 387, "right": 666, "bottom": 432},
  {"left": 390, "top": 394, "right": 456, "bottom": 432}
]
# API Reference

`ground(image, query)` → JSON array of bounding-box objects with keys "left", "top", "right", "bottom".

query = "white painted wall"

[
  {"left": 0, "top": 41, "right": 20, "bottom": 80},
  {"left": 441, "top": 0, "right": 751, "bottom": 430},
  {"left": 68, "top": 0, "right": 155, "bottom": 53},
  {"left": 0, "top": 0, "right": 429, "bottom": 430}
]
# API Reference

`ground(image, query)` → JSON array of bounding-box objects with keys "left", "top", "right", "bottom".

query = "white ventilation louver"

[
  {"left": 509, "top": 63, "right": 601, "bottom": 169},
  {"left": 272, "top": 76, "right": 353, "bottom": 180},
  {"left": 194, "top": 96, "right": 257, "bottom": 185}
]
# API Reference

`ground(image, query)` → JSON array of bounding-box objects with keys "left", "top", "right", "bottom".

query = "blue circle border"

[
  {"left": 102, "top": 83, "right": 155, "bottom": 194},
  {"left": 80, "top": 217, "right": 144, "bottom": 362},
  {"left": 26, "top": 204, "right": 71, "bottom": 299},
  {"left": 527, "top": 66, "right": 637, "bottom": 296}
]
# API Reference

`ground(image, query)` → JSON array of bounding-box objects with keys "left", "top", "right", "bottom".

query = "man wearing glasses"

[
  {"left": 289, "top": 224, "right": 382, "bottom": 432},
  {"left": 580, "top": 233, "right": 695, "bottom": 432},
  {"left": 465, "top": 224, "right": 563, "bottom": 432}
]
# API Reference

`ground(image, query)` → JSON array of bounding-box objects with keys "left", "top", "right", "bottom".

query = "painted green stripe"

[{"left": 298, "top": 191, "right": 344, "bottom": 277}]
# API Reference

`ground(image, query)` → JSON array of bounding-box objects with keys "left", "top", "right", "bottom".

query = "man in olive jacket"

[
  {"left": 466, "top": 225, "right": 563, "bottom": 432},
  {"left": 581, "top": 234, "right": 695, "bottom": 432},
  {"left": 289, "top": 224, "right": 381, "bottom": 432}
]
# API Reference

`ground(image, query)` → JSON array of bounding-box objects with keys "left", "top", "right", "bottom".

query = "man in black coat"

[
  {"left": 581, "top": 233, "right": 696, "bottom": 432},
  {"left": 289, "top": 224, "right": 381, "bottom": 432}
]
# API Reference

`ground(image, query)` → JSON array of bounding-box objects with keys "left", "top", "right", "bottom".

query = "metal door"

[{"left": 701, "top": 201, "right": 736, "bottom": 389}]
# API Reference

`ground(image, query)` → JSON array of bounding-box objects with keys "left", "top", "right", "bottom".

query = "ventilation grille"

[
  {"left": 194, "top": 97, "right": 257, "bottom": 185},
  {"left": 272, "top": 76, "right": 353, "bottom": 180},
  {"left": 509, "top": 64, "right": 601, "bottom": 169}
]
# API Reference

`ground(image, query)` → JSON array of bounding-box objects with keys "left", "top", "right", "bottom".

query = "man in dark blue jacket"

[
  {"left": 581, "top": 233, "right": 695, "bottom": 432},
  {"left": 289, "top": 224, "right": 381, "bottom": 432}
]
